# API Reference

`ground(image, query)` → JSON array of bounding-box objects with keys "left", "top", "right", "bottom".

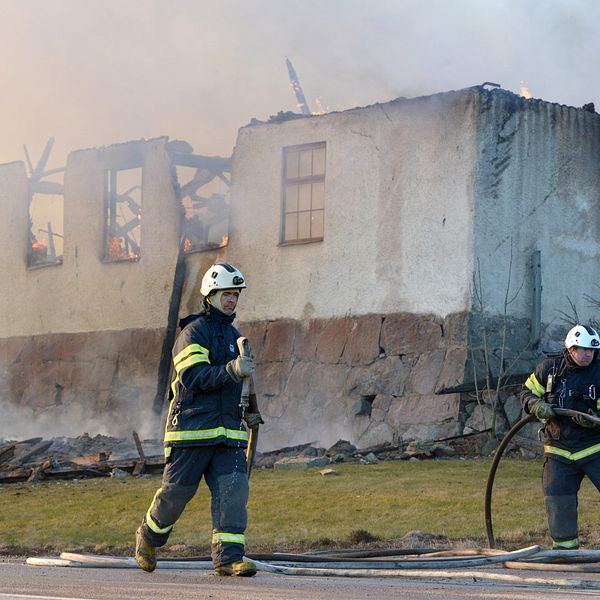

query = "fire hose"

[
  {"left": 26, "top": 547, "right": 600, "bottom": 588},
  {"left": 485, "top": 407, "right": 600, "bottom": 548}
]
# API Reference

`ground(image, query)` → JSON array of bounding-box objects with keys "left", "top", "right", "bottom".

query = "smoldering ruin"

[{"left": 2, "top": 84, "right": 600, "bottom": 477}]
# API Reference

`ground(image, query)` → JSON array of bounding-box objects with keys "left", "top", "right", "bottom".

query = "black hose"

[{"left": 484, "top": 414, "right": 536, "bottom": 548}]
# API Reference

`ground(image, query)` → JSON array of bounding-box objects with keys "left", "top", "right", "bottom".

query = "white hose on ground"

[
  {"left": 250, "top": 558, "right": 600, "bottom": 588},
  {"left": 26, "top": 554, "right": 212, "bottom": 569},
  {"left": 532, "top": 549, "right": 600, "bottom": 560},
  {"left": 248, "top": 545, "right": 542, "bottom": 569},
  {"left": 24, "top": 545, "right": 600, "bottom": 589},
  {"left": 504, "top": 561, "right": 600, "bottom": 573}
]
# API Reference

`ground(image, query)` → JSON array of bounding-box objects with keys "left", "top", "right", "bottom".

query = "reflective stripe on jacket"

[
  {"left": 520, "top": 352, "right": 600, "bottom": 462},
  {"left": 164, "top": 305, "right": 248, "bottom": 449}
]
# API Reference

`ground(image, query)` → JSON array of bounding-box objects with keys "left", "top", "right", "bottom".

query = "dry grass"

[{"left": 2, "top": 458, "right": 600, "bottom": 555}]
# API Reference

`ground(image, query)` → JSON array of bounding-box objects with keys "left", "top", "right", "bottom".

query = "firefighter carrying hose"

[
  {"left": 135, "top": 263, "right": 263, "bottom": 576},
  {"left": 521, "top": 324, "right": 600, "bottom": 550}
]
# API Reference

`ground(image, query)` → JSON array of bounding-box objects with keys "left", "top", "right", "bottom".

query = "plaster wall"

[
  {"left": 0, "top": 138, "right": 180, "bottom": 338},
  {"left": 227, "top": 91, "right": 478, "bottom": 322},
  {"left": 473, "top": 90, "right": 600, "bottom": 342}
]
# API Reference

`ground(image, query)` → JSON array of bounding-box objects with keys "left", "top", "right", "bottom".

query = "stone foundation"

[
  {"left": 240, "top": 311, "right": 471, "bottom": 450},
  {"left": 0, "top": 328, "right": 166, "bottom": 439},
  {"left": 2, "top": 311, "right": 538, "bottom": 450}
]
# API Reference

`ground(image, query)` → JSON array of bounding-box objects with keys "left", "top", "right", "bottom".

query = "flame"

[
  {"left": 221, "top": 234, "right": 229, "bottom": 246},
  {"left": 312, "top": 97, "right": 328, "bottom": 115},
  {"left": 107, "top": 236, "right": 125, "bottom": 259},
  {"left": 107, "top": 235, "right": 139, "bottom": 260},
  {"left": 520, "top": 81, "right": 532, "bottom": 99},
  {"left": 31, "top": 240, "right": 47, "bottom": 252},
  {"left": 183, "top": 238, "right": 192, "bottom": 253}
]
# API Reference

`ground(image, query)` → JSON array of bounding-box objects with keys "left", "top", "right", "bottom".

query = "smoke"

[
  {"left": 1, "top": 0, "right": 599, "bottom": 168},
  {"left": 0, "top": 392, "right": 165, "bottom": 443}
]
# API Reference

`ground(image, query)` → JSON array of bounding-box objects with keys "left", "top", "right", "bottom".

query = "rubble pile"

[
  {"left": 0, "top": 432, "right": 164, "bottom": 484},
  {"left": 0, "top": 429, "right": 542, "bottom": 484}
]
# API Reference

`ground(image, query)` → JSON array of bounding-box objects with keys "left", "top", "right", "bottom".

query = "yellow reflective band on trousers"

[
  {"left": 165, "top": 427, "right": 248, "bottom": 444},
  {"left": 146, "top": 488, "right": 174, "bottom": 535},
  {"left": 212, "top": 532, "right": 245, "bottom": 545},
  {"left": 525, "top": 373, "right": 545, "bottom": 397},
  {"left": 544, "top": 442, "right": 600, "bottom": 462},
  {"left": 553, "top": 538, "right": 579, "bottom": 549}
]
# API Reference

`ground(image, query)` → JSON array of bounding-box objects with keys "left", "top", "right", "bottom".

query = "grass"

[{"left": 2, "top": 458, "right": 600, "bottom": 555}]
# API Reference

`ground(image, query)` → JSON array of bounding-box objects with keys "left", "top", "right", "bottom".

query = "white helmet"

[
  {"left": 565, "top": 324, "right": 600, "bottom": 349},
  {"left": 200, "top": 263, "right": 247, "bottom": 297}
]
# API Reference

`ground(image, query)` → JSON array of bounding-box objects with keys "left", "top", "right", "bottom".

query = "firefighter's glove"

[
  {"left": 572, "top": 409, "right": 600, "bottom": 429},
  {"left": 244, "top": 412, "right": 264, "bottom": 429},
  {"left": 530, "top": 399, "right": 556, "bottom": 420},
  {"left": 226, "top": 355, "right": 255, "bottom": 382}
]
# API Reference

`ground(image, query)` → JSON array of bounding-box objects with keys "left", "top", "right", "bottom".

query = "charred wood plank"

[
  {"left": 44, "top": 467, "right": 110, "bottom": 480},
  {"left": 0, "top": 468, "right": 32, "bottom": 483},
  {"left": 15, "top": 437, "right": 43, "bottom": 446},
  {"left": 0, "top": 444, "right": 15, "bottom": 465},
  {"left": 132, "top": 431, "right": 146, "bottom": 460},
  {"left": 171, "top": 153, "right": 231, "bottom": 172},
  {"left": 15, "top": 441, "right": 53, "bottom": 464},
  {"left": 436, "top": 373, "right": 529, "bottom": 395},
  {"left": 30, "top": 180, "right": 64, "bottom": 195},
  {"left": 31, "top": 137, "right": 55, "bottom": 181},
  {"left": 132, "top": 431, "right": 146, "bottom": 475}
]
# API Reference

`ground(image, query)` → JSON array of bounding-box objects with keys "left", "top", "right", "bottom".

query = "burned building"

[{"left": 1, "top": 86, "right": 600, "bottom": 449}]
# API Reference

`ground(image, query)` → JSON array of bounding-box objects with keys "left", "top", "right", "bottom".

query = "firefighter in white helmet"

[
  {"left": 521, "top": 324, "right": 600, "bottom": 549},
  {"left": 135, "top": 263, "right": 262, "bottom": 576}
]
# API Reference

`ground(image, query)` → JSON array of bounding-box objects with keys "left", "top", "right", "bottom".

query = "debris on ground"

[
  {"left": 0, "top": 428, "right": 542, "bottom": 484},
  {"left": 0, "top": 432, "right": 164, "bottom": 484}
]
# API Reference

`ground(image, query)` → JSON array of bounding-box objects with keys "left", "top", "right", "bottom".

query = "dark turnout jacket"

[
  {"left": 164, "top": 304, "right": 248, "bottom": 451},
  {"left": 521, "top": 351, "right": 600, "bottom": 463}
]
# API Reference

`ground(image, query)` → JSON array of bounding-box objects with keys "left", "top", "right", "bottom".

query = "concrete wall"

[
  {"left": 175, "top": 91, "right": 481, "bottom": 450},
  {"left": 0, "top": 138, "right": 179, "bottom": 337},
  {"left": 226, "top": 91, "right": 478, "bottom": 322},
  {"left": 473, "top": 90, "right": 600, "bottom": 346},
  {"left": 0, "top": 138, "right": 180, "bottom": 436}
]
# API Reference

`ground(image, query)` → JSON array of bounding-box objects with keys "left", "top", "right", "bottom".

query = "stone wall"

[
  {"left": 0, "top": 328, "right": 165, "bottom": 439},
  {"left": 240, "top": 311, "right": 470, "bottom": 451}
]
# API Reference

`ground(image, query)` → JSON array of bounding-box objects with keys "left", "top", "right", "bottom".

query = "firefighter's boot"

[
  {"left": 135, "top": 527, "right": 157, "bottom": 573},
  {"left": 215, "top": 560, "right": 257, "bottom": 577}
]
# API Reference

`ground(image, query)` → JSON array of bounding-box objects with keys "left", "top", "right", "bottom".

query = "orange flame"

[
  {"left": 520, "top": 81, "right": 532, "bottom": 99},
  {"left": 107, "top": 235, "right": 139, "bottom": 260}
]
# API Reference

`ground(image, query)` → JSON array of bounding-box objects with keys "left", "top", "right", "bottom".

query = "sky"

[{"left": 0, "top": 0, "right": 598, "bottom": 170}]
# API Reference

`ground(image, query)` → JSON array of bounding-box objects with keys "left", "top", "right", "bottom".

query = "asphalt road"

[{"left": 3, "top": 559, "right": 600, "bottom": 600}]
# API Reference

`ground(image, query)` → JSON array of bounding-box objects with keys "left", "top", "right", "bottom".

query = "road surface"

[{"left": 2, "top": 557, "right": 600, "bottom": 599}]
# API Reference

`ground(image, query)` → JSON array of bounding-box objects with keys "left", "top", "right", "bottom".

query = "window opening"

[
  {"left": 176, "top": 166, "right": 230, "bottom": 254},
  {"left": 281, "top": 142, "right": 325, "bottom": 244},
  {"left": 25, "top": 138, "right": 65, "bottom": 268},
  {"left": 104, "top": 167, "right": 142, "bottom": 262}
]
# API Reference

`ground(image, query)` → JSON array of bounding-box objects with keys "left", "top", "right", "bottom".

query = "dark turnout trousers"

[
  {"left": 543, "top": 455, "right": 600, "bottom": 549},
  {"left": 139, "top": 444, "right": 249, "bottom": 567}
]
